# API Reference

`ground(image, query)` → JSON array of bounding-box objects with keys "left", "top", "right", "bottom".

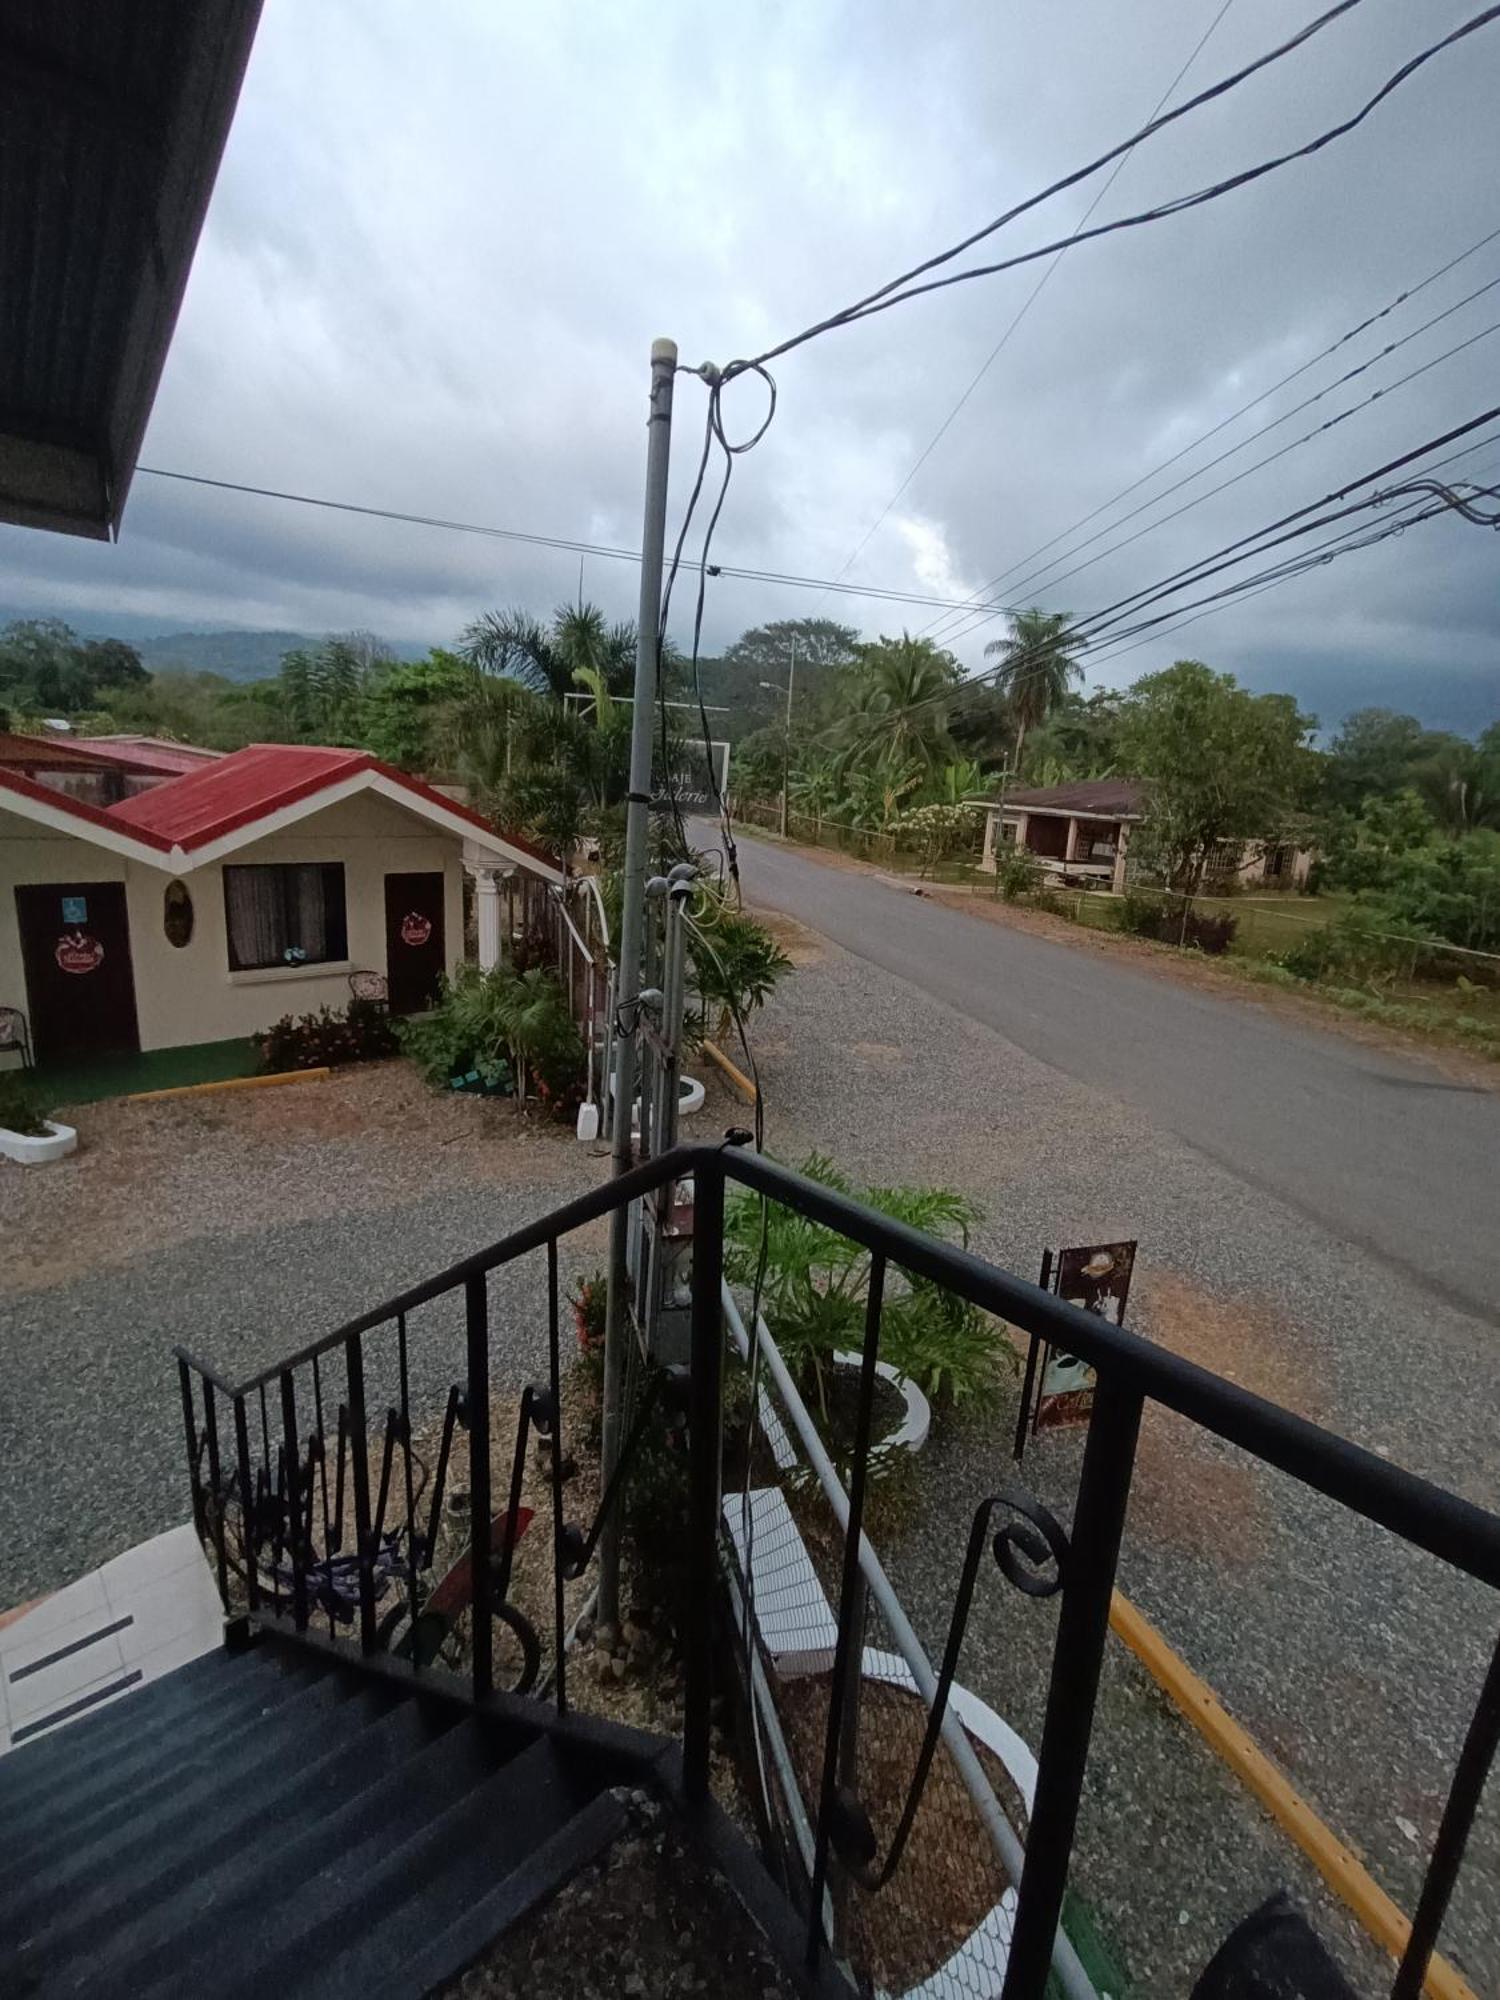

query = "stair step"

[
  {"left": 0, "top": 1675, "right": 408, "bottom": 1936},
  {"left": 218, "top": 1736, "right": 600, "bottom": 1998},
  {"left": 373, "top": 1785, "right": 632, "bottom": 2000},
  {"left": 0, "top": 1650, "right": 336, "bottom": 1845},
  {"left": 66, "top": 1715, "right": 511, "bottom": 1995}
]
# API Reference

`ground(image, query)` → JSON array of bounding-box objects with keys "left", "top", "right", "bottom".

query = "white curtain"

[
  {"left": 225, "top": 868, "right": 284, "bottom": 967},
  {"left": 293, "top": 866, "right": 327, "bottom": 959}
]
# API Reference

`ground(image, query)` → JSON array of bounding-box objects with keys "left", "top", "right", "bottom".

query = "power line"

[
  {"left": 920, "top": 221, "right": 1500, "bottom": 644},
  {"left": 935, "top": 298, "right": 1500, "bottom": 651},
  {"left": 743, "top": 5, "right": 1500, "bottom": 368},
  {"left": 134, "top": 463, "right": 1026, "bottom": 622},
  {"left": 807, "top": 0, "right": 1237, "bottom": 614}
]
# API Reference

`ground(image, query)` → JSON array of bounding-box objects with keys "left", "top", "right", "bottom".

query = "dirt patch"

[
  {"left": 778, "top": 1674, "right": 1022, "bottom": 1993},
  {"left": 0, "top": 1063, "right": 590, "bottom": 1296},
  {"left": 1129, "top": 1412, "right": 1271, "bottom": 1563},
  {"left": 851, "top": 1041, "right": 905, "bottom": 1068},
  {"left": 743, "top": 902, "right": 825, "bottom": 966},
  {"left": 1136, "top": 1269, "right": 1329, "bottom": 1422}
]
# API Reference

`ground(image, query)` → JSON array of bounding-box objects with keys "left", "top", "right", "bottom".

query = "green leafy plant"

[
  {"left": 255, "top": 997, "right": 399, "bottom": 1073},
  {"left": 687, "top": 891, "right": 793, "bottom": 1041},
  {"left": 993, "top": 843, "right": 1040, "bottom": 903},
  {"left": 0, "top": 1074, "right": 52, "bottom": 1137},
  {"left": 725, "top": 1153, "right": 1010, "bottom": 1413},
  {"left": 395, "top": 961, "right": 582, "bottom": 1108},
  {"left": 1119, "top": 893, "right": 1238, "bottom": 955}
]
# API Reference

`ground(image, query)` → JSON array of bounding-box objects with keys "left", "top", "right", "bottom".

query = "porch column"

[
  {"left": 1064, "top": 816, "right": 1080, "bottom": 863},
  {"left": 981, "top": 808, "right": 999, "bottom": 872},
  {"left": 475, "top": 866, "right": 502, "bottom": 971},
  {"left": 1111, "top": 823, "right": 1130, "bottom": 896},
  {"left": 1013, "top": 811, "right": 1030, "bottom": 852}
]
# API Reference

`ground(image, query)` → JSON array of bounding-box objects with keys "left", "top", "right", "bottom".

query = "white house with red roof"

[{"left": 0, "top": 743, "right": 560, "bottom": 1066}]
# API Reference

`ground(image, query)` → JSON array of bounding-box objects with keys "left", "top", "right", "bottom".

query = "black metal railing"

[{"left": 175, "top": 1140, "right": 1500, "bottom": 2000}]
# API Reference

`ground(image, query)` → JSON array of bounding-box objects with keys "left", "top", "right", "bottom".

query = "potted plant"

[{"left": 0, "top": 1074, "right": 77, "bottom": 1166}]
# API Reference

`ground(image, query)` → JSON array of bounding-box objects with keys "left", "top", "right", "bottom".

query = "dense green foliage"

[
  {"left": 255, "top": 998, "right": 400, "bottom": 1073},
  {"left": 0, "top": 619, "right": 147, "bottom": 715},
  {"left": 725, "top": 1153, "right": 1010, "bottom": 1408},
  {"left": 396, "top": 962, "right": 584, "bottom": 1107},
  {"left": 0, "top": 1073, "right": 52, "bottom": 1137}
]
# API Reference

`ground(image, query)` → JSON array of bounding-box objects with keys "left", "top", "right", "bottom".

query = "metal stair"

[{"left": 0, "top": 1634, "right": 633, "bottom": 1998}]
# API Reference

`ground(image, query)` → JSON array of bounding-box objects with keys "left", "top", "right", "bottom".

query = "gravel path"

[
  {"left": 0, "top": 1066, "right": 605, "bottom": 1607},
  {"left": 721, "top": 919, "right": 1500, "bottom": 1996}
]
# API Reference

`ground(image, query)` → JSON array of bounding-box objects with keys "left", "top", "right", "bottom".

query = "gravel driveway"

[
  {"left": 722, "top": 913, "right": 1500, "bottom": 1996},
  {"left": 0, "top": 1066, "right": 605, "bottom": 1607}
]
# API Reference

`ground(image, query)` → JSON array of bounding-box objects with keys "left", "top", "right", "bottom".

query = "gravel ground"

[
  {"left": 0, "top": 1065, "right": 605, "bottom": 1607},
  {"left": 723, "top": 915, "right": 1500, "bottom": 1996}
]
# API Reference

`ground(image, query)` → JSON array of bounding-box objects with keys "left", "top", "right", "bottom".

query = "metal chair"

[
  {"left": 348, "top": 970, "right": 389, "bottom": 1010},
  {"left": 0, "top": 1005, "right": 33, "bottom": 1069}
]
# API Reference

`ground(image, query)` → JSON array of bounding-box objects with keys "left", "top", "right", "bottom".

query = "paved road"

[{"left": 717, "top": 826, "right": 1500, "bottom": 1326}]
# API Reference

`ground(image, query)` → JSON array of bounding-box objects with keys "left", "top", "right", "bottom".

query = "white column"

[
  {"left": 475, "top": 866, "right": 502, "bottom": 971},
  {"left": 1112, "top": 823, "right": 1130, "bottom": 896},
  {"left": 1064, "top": 816, "right": 1080, "bottom": 863},
  {"left": 981, "top": 808, "right": 998, "bottom": 872}
]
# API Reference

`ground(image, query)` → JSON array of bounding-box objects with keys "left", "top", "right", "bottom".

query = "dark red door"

[
  {"left": 384, "top": 872, "right": 446, "bottom": 1014},
  {"left": 16, "top": 881, "right": 141, "bottom": 1062}
]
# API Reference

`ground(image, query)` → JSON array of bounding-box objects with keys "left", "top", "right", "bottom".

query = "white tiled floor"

[{"left": 0, "top": 1524, "right": 224, "bottom": 1755}]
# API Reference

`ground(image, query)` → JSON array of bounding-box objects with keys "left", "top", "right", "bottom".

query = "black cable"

[
  {"left": 815, "top": 0, "right": 1237, "bottom": 615},
  {"left": 742, "top": 5, "right": 1499, "bottom": 369},
  {"left": 921, "top": 221, "right": 1500, "bottom": 644}
]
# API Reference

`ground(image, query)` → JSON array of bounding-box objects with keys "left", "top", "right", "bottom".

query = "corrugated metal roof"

[
  {"left": 999, "top": 778, "right": 1146, "bottom": 818},
  {"left": 0, "top": 1, "right": 263, "bottom": 537},
  {"left": 77, "top": 733, "right": 224, "bottom": 773}
]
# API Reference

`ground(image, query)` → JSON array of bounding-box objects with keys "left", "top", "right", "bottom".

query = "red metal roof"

[
  {"left": 104, "top": 742, "right": 554, "bottom": 864},
  {"left": 79, "top": 734, "right": 223, "bottom": 773},
  {"left": 0, "top": 731, "right": 121, "bottom": 772},
  {"left": 0, "top": 765, "right": 173, "bottom": 849}
]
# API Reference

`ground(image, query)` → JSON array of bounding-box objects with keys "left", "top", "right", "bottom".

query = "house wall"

[{"left": 1, "top": 792, "right": 467, "bottom": 1053}]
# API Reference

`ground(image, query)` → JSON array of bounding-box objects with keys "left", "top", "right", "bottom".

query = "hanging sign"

[
  {"left": 56, "top": 930, "right": 106, "bottom": 976},
  {"left": 1014, "top": 1239, "right": 1137, "bottom": 1456},
  {"left": 400, "top": 911, "right": 433, "bottom": 947}
]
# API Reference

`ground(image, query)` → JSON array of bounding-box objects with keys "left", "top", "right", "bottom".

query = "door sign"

[
  {"left": 55, "top": 931, "right": 106, "bottom": 976},
  {"left": 61, "top": 895, "right": 88, "bottom": 924},
  {"left": 399, "top": 911, "right": 433, "bottom": 947}
]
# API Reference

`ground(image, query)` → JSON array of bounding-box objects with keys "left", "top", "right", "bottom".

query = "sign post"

[{"left": 1014, "top": 1239, "right": 1137, "bottom": 1459}]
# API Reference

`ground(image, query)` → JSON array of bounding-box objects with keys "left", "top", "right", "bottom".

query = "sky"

[{"left": 1, "top": 0, "right": 1498, "bottom": 734}]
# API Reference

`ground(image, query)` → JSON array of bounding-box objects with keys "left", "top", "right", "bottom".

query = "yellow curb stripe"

[
  {"left": 699, "top": 1039, "right": 758, "bottom": 1103},
  {"left": 126, "top": 1067, "right": 331, "bottom": 1103},
  {"left": 1109, "top": 1590, "right": 1475, "bottom": 2000}
]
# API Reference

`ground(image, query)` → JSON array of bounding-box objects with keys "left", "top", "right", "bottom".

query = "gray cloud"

[{"left": 1, "top": 0, "right": 1496, "bottom": 731}]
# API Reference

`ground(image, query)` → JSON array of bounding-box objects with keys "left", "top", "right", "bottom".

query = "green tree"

[
  {"left": 827, "top": 634, "right": 959, "bottom": 779},
  {"left": 1118, "top": 660, "right": 1315, "bottom": 893},
  {"left": 277, "top": 634, "right": 386, "bottom": 740},
  {"left": 711, "top": 617, "right": 860, "bottom": 737},
  {"left": 1324, "top": 707, "right": 1432, "bottom": 810},
  {"left": 1323, "top": 789, "right": 1437, "bottom": 892},
  {"left": 359, "top": 650, "right": 475, "bottom": 768},
  {"left": 1409, "top": 735, "right": 1500, "bottom": 835},
  {"left": 982, "top": 607, "right": 1086, "bottom": 766},
  {"left": 460, "top": 602, "right": 634, "bottom": 702}
]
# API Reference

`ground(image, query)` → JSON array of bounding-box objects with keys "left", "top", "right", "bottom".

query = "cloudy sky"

[{"left": 3, "top": 0, "right": 1498, "bottom": 732}]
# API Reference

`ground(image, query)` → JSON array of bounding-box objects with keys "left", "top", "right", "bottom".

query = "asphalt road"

[{"left": 716, "top": 826, "right": 1500, "bottom": 1327}]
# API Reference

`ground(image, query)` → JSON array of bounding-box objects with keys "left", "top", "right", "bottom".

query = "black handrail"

[{"left": 172, "top": 1137, "right": 1500, "bottom": 2000}]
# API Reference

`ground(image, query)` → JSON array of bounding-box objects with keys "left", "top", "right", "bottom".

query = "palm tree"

[
  {"left": 460, "top": 603, "right": 635, "bottom": 703},
  {"left": 983, "top": 608, "right": 1086, "bottom": 768},
  {"left": 827, "top": 634, "right": 958, "bottom": 780}
]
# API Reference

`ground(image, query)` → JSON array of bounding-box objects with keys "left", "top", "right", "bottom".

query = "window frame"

[{"left": 221, "top": 861, "right": 349, "bottom": 972}]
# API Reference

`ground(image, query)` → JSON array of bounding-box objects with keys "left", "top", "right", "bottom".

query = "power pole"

[
  {"left": 779, "top": 637, "right": 796, "bottom": 840},
  {"left": 599, "top": 337, "right": 677, "bottom": 1632}
]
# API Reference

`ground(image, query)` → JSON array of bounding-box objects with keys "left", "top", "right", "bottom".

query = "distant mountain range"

[{"left": 0, "top": 607, "right": 428, "bottom": 682}]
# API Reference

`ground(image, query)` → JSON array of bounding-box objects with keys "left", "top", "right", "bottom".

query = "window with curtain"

[{"left": 222, "top": 863, "right": 348, "bottom": 971}]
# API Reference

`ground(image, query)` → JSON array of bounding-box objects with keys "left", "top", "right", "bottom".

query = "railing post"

[
  {"left": 547, "top": 1239, "right": 568, "bottom": 1715},
  {"left": 1391, "top": 1628, "right": 1500, "bottom": 1999},
  {"left": 467, "top": 1273, "right": 494, "bottom": 1700},
  {"left": 233, "top": 1394, "right": 260, "bottom": 1612},
  {"left": 684, "top": 1149, "right": 725, "bottom": 1801},
  {"left": 345, "top": 1337, "right": 376, "bottom": 1654},
  {"left": 1001, "top": 1372, "right": 1143, "bottom": 1999},
  {"left": 201, "top": 1379, "right": 230, "bottom": 1610},
  {"left": 178, "top": 1359, "right": 205, "bottom": 1543},
  {"left": 279, "top": 1370, "right": 308, "bottom": 1632}
]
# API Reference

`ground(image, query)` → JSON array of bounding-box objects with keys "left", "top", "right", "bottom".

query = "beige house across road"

[
  {"left": 1, "top": 743, "right": 558, "bottom": 1067},
  {"left": 980, "top": 777, "right": 1314, "bottom": 895}
]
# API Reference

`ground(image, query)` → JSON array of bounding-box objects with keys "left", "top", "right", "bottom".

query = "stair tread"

[
  {"left": 0, "top": 1677, "right": 409, "bottom": 1935},
  {"left": 214, "top": 1736, "right": 600, "bottom": 1998},
  {"left": 0, "top": 1651, "right": 342, "bottom": 1842},
  {"left": 54, "top": 1712, "right": 508, "bottom": 1994}
]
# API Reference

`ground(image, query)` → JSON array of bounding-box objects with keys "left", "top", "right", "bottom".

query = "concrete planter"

[
  {"left": 831, "top": 1349, "right": 932, "bottom": 1457},
  {"left": 0, "top": 1118, "right": 78, "bottom": 1166}
]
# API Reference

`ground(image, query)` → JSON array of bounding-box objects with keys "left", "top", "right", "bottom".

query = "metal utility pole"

[
  {"left": 760, "top": 636, "right": 797, "bottom": 840},
  {"left": 598, "top": 338, "right": 677, "bottom": 1632}
]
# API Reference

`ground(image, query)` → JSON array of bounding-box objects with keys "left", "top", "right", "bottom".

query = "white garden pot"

[
  {"left": 831, "top": 1349, "right": 932, "bottom": 1456},
  {"left": 0, "top": 1119, "right": 77, "bottom": 1166}
]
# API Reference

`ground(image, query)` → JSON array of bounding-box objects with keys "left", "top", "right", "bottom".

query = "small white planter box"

[{"left": 0, "top": 1119, "right": 77, "bottom": 1166}]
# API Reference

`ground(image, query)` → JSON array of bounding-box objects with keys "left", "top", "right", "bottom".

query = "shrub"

[
  {"left": 1276, "top": 909, "right": 1426, "bottom": 987},
  {"left": 0, "top": 1074, "right": 52, "bottom": 1137},
  {"left": 993, "top": 844, "right": 1040, "bottom": 903},
  {"left": 687, "top": 892, "right": 792, "bottom": 1040},
  {"left": 724, "top": 1152, "right": 1011, "bottom": 1411},
  {"left": 395, "top": 961, "right": 582, "bottom": 1108},
  {"left": 256, "top": 997, "right": 399, "bottom": 1073},
  {"left": 1120, "top": 893, "right": 1237, "bottom": 955}
]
